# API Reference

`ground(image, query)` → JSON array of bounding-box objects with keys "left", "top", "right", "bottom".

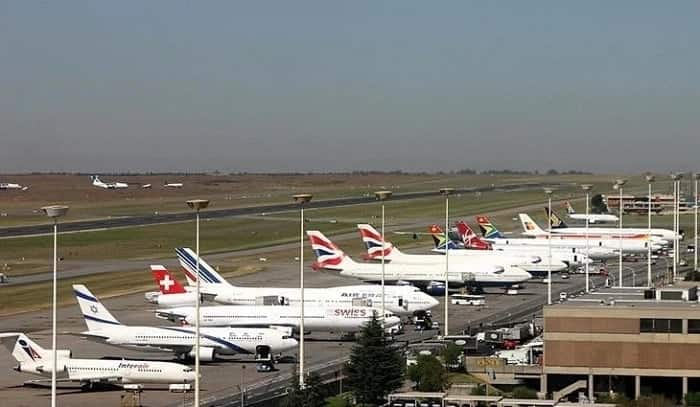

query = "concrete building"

[{"left": 542, "top": 287, "right": 700, "bottom": 402}]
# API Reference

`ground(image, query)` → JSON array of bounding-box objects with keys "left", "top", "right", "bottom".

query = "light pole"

[
  {"left": 545, "top": 188, "right": 553, "bottom": 305},
  {"left": 41, "top": 205, "right": 69, "bottom": 407},
  {"left": 440, "top": 187, "right": 455, "bottom": 336},
  {"left": 374, "top": 190, "right": 392, "bottom": 324},
  {"left": 694, "top": 173, "right": 699, "bottom": 272},
  {"left": 186, "top": 199, "right": 209, "bottom": 406},
  {"left": 671, "top": 173, "right": 682, "bottom": 280},
  {"left": 614, "top": 179, "right": 627, "bottom": 287},
  {"left": 293, "top": 193, "right": 312, "bottom": 387},
  {"left": 581, "top": 184, "right": 593, "bottom": 293},
  {"left": 645, "top": 174, "right": 655, "bottom": 287}
]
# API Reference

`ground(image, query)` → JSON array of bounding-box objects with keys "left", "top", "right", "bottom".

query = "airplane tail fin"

[
  {"left": 564, "top": 201, "right": 576, "bottom": 215},
  {"left": 72, "top": 284, "right": 121, "bottom": 331},
  {"left": 544, "top": 207, "right": 568, "bottom": 229},
  {"left": 519, "top": 214, "right": 547, "bottom": 235},
  {"left": 427, "top": 224, "right": 462, "bottom": 250},
  {"left": 176, "top": 248, "right": 232, "bottom": 287},
  {"left": 357, "top": 224, "right": 396, "bottom": 260},
  {"left": 306, "top": 230, "right": 356, "bottom": 270},
  {"left": 455, "top": 221, "right": 492, "bottom": 249},
  {"left": 0, "top": 333, "right": 47, "bottom": 365},
  {"left": 475, "top": 215, "right": 505, "bottom": 239},
  {"left": 151, "top": 265, "right": 187, "bottom": 294}
]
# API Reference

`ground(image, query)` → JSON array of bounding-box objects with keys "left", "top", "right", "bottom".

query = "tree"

[
  {"left": 511, "top": 386, "right": 538, "bottom": 399},
  {"left": 407, "top": 354, "right": 449, "bottom": 392},
  {"left": 345, "top": 312, "right": 405, "bottom": 405},
  {"left": 440, "top": 343, "right": 463, "bottom": 371},
  {"left": 283, "top": 372, "right": 327, "bottom": 407}
]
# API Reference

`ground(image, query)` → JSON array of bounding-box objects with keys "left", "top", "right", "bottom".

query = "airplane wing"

[
  {"left": 65, "top": 332, "right": 111, "bottom": 341},
  {"left": 154, "top": 309, "right": 187, "bottom": 322}
]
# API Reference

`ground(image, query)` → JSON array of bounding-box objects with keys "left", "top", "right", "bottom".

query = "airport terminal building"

[{"left": 542, "top": 287, "right": 700, "bottom": 401}]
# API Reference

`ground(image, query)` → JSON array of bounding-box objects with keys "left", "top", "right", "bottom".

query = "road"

[{"left": 0, "top": 182, "right": 548, "bottom": 238}]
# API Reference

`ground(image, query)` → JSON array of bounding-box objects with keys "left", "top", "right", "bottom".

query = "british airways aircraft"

[
  {"left": 0, "top": 332, "right": 195, "bottom": 389},
  {"left": 73, "top": 285, "right": 297, "bottom": 362}
]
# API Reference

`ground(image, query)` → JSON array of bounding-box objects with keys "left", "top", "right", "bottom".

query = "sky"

[{"left": 1, "top": 1, "right": 698, "bottom": 173}]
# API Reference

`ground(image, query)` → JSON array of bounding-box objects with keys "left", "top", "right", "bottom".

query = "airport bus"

[{"left": 450, "top": 294, "right": 486, "bottom": 306}]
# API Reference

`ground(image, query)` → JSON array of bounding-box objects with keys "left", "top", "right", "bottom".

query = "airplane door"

[{"left": 398, "top": 297, "right": 408, "bottom": 311}]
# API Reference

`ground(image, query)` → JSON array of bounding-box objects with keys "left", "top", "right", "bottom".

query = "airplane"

[
  {"left": 449, "top": 222, "right": 592, "bottom": 269},
  {"left": 537, "top": 210, "right": 677, "bottom": 244},
  {"left": 73, "top": 285, "right": 298, "bottom": 362},
  {"left": 0, "top": 332, "right": 195, "bottom": 389},
  {"left": 475, "top": 216, "right": 634, "bottom": 258},
  {"left": 358, "top": 223, "right": 569, "bottom": 274},
  {"left": 156, "top": 302, "right": 402, "bottom": 334},
  {"left": 563, "top": 201, "right": 618, "bottom": 223},
  {"left": 91, "top": 175, "right": 128, "bottom": 189},
  {"left": 169, "top": 248, "right": 438, "bottom": 315},
  {"left": 307, "top": 230, "right": 532, "bottom": 292},
  {"left": 143, "top": 265, "right": 198, "bottom": 307},
  {"left": 163, "top": 181, "right": 183, "bottom": 188},
  {"left": 0, "top": 183, "right": 28, "bottom": 191}
]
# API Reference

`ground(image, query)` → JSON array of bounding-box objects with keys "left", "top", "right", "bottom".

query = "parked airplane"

[
  {"left": 451, "top": 222, "right": 591, "bottom": 269},
  {"left": 74, "top": 285, "right": 297, "bottom": 361},
  {"left": 163, "top": 181, "right": 183, "bottom": 188},
  {"left": 91, "top": 175, "right": 128, "bottom": 189},
  {"left": 0, "top": 183, "right": 28, "bottom": 191},
  {"left": 307, "top": 230, "right": 532, "bottom": 291},
  {"left": 143, "top": 265, "right": 197, "bottom": 307},
  {"left": 535, "top": 210, "right": 677, "bottom": 244},
  {"left": 564, "top": 201, "right": 618, "bottom": 223},
  {"left": 0, "top": 332, "right": 195, "bottom": 389},
  {"left": 475, "top": 216, "right": 634, "bottom": 258},
  {"left": 171, "top": 248, "right": 438, "bottom": 315},
  {"left": 357, "top": 223, "right": 568, "bottom": 274}
]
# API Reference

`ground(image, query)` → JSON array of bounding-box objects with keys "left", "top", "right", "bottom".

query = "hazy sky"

[{"left": 1, "top": 1, "right": 698, "bottom": 173}]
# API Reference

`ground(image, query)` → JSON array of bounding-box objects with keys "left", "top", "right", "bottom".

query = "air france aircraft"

[
  {"left": 0, "top": 333, "right": 195, "bottom": 389},
  {"left": 564, "top": 201, "right": 618, "bottom": 223},
  {"left": 91, "top": 175, "right": 128, "bottom": 189},
  {"left": 307, "top": 230, "right": 532, "bottom": 291},
  {"left": 166, "top": 248, "right": 438, "bottom": 315},
  {"left": 357, "top": 223, "right": 569, "bottom": 274},
  {"left": 74, "top": 285, "right": 297, "bottom": 361}
]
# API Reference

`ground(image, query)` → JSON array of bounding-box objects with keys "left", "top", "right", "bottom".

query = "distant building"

[
  {"left": 604, "top": 194, "right": 693, "bottom": 214},
  {"left": 542, "top": 287, "right": 700, "bottom": 401}
]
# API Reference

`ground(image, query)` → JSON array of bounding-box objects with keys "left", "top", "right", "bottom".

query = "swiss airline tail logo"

[{"left": 151, "top": 265, "right": 186, "bottom": 294}]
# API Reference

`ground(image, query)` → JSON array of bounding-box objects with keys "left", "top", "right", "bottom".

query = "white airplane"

[
  {"left": 0, "top": 182, "right": 28, "bottom": 191},
  {"left": 156, "top": 303, "right": 401, "bottom": 333},
  {"left": 144, "top": 265, "right": 199, "bottom": 307},
  {"left": 74, "top": 285, "right": 297, "bottom": 361},
  {"left": 91, "top": 175, "right": 128, "bottom": 189},
  {"left": 163, "top": 181, "right": 183, "bottom": 188},
  {"left": 527, "top": 211, "right": 676, "bottom": 244},
  {"left": 358, "top": 224, "right": 569, "bottom": 274},
  {"left": 307, "top": 230, "right": 532, "bottom": 291},
  {"left": 164, "top": 248, "right": 438, "bottom": 315},
  {"left": 475, "top": 215, "right": 648, "bottom": 257},
  {"left": 0, "top": 332, "right": 195, "bottom": 389},
  {"left": 564, "top": 201, "right": 618, "bottom": 223}
]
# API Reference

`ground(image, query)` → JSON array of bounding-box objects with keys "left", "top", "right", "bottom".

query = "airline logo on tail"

[
  {"left": 306, "top": 231, "right": 344, "bottom": 269},
  {"left": 544, "top": 207, "right": 567, "bottom": 229},
  {"left": 475, "top": 216, "right": 505, "bottom": 239},
  {"left": 428, "top": 225, "right": 461, "bottom": 250},
  {"left": 357, "top": 224, "right": 393, "bottom": 259},
  {"left": 455, "top": 221, "right": 491, "bottom": 249},
  {"left": 176, "top": 248, "right": 226, "bottom": 285},
  {"left": 151, "top": 265, "right": 186, "bottom": 294},
  {"left": 18, "top": 338, "right": 42, "bottom": 361}
]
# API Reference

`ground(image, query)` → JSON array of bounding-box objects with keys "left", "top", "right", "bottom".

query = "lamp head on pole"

[
  {"left": 615, "top": 179, "right": 627, "bottom": 188},
  {"left": 186, "top": 199, "right": 210, "bottom": 211},
  {"left": 671, "top": 173, "right": 683, "bottom": 181},
  {"left": 41, "top": 205, "right": 69, "bottom": 219},
  {"left": 645, "top": 174, "right": 655, "bottom": 183},
  {"left": 374, "top": 190, "right": 392, "bottom": 201},
  {"left": 439, "top": 187, "right": 455, "bottom": 196},
  {"left": 580, "top": 184, "right": 593, "bottom": 192},
  {"left": 292, "top": 194, "right": 313, "bottom": 205},
  {"left": 544, "top": 188, "right": 554, "bottom": 196},
  {"left": 693, "top": 173, "right": 700, "bottom": 181}
]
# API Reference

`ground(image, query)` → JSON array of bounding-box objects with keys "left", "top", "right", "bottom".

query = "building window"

[
  {"left": 640, "top": 318, "right": 682, "bottom": 333},
  {"left": 688, "top": 319, "right": 700, "bottom": 334}
]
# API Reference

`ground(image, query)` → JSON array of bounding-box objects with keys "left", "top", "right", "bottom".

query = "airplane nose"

[{"left": 429, "top": 296, "right": 440, "bottom": 307}]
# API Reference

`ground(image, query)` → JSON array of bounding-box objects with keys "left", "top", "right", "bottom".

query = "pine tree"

[
  {"left": 282, "top": 372, "right": 327, "bottom": 407},
  {"left": 345, "top": 312, "right": 405, "bottom": 405}
]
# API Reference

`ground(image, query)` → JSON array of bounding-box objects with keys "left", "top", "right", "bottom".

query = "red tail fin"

[
  {"left": 151, "top": 265, "right": 187, "bottom": 294},
  {"left": 455, "top": 221, "right": 492, "bottom": 250}
]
